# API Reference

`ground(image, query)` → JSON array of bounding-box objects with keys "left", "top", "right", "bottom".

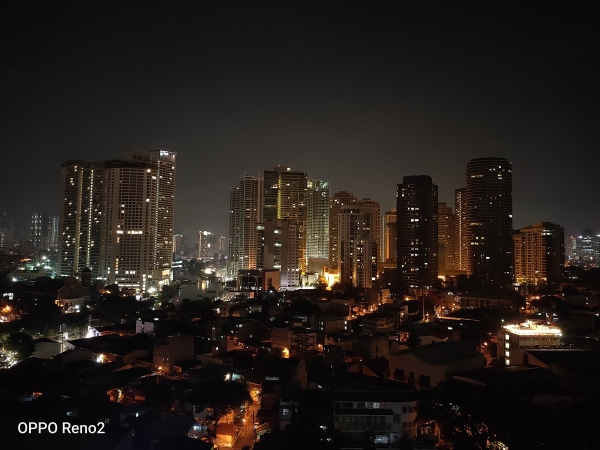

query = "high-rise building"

[
  {"left": 100, "top": 150, "right": 176, "bottom": 291},
  {"left": 513, "top": 222, "right": 564, "bottom": 286},
  {"left": 228, "top": 176, "right": 262, "bottom": 277},
  {"left": 396, "top": 176, "right": 438, "bottom": 292},
  {"left": 466, "top": 157, "right": 513, "bottom": 286},
  {"left": 382, "top": 209, "right": 397, "bottom": 263},
  {"left": 259, "top": 219, "right": 300, "bottom": 288},
  {"left": 329, "top": 191, "right": 357, "bottom": 271},
  {"left": 30, "top": 212, "right": 52, "bottom": 251},
  {"left": 337, "top": 200, "right": 381, "bottom": 288},
  {"left": 262, "top": 166, "right": 308, "bottom": 271},
  {"left": 573, "top": 229, "right": 596, "bottom": 268},
  {"left": 437, "top": 203, "right": 455, "bottom": 274},
  {"left": 306, "top": 179, "right": 330, "bottom": 262},
  {"left": 59, "top": 150, "right": 176, "bottom": 291},
  {"left": 218, "top": 236, "right": 227, "bottom": 253},
  {"left": 454, "top": 188, "right": 469, "bottom": 274},
  {"left": 130, "top": 150, "right": 176, "bottom": 275},
  {"left": 198, "top": 231, "right": 215, "bottom": 258},
  {"left": 58, "top": 161, "right": 104, "bottom": 278}
]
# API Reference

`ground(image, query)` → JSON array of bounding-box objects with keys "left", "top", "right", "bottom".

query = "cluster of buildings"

[
  {"left": 56, "top": 150, "right": 176, "bottom": 293},
  {"left": 228, "top": 158, "right": 573, "bottom": 295}
]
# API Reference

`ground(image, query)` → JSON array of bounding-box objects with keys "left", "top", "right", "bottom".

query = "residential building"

[
  {"left": 58, "top": 161, "right": 104, "bottom": 278},
  {"left": 228, "top": 176, "right": 261, "bottom": 278},
  {"left": 466, "top": 157, "right": 513, "bottom": 286},
  {"left": 387, "top": 340, "right": 485, "bottom": 389},
  {"left": 153, "top": 334, "right": 195, "bottom": 374},
  {"left": 513, "top": 222, "right": 564, "bottom": 286},
  {"left": 305, "top": 179, "right": 330, "bottom": 265},
  {"left": 437, "top": 202, "right": 455, "bottom": 275},
  {"left": 332, "top": 373, "right": 420, "bottom": 445},
  {"left": 396, "top": 176, "right": 438, "bottom": 292},
  {"left": 382, "top": 209, "right": 397, "bottom": 263},
  {"left": 497, "top": 321, "right": 562, "bottom": 366},
  {"left": 454, "top": 188, "right": 469, "bottom": 274},
  {"left": 259, "top": 219, "right": 300, "bottom": 288},
  {"left": 329, "top": 191, "right": 357, "bottom": 272}
]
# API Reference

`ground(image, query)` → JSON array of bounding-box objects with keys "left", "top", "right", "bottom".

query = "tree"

[{"left": 4, "top": 332, "right": 36, "bottom": 360}]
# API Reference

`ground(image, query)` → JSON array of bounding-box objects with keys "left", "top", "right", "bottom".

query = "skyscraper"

[
  {"left": 262, "top": 166, "right": 308, "bottom": 271},
  {"left": 228, "top": 176, "right": 262, "bottom": 277},
  {"left": 382, "top": 209, "right": 397, "bottom": 263},
  {"left": 329, "top": 191, "right": 357, "bottom": 271},
  {"left": 466, "top": 157, "right": 513, "bottom": 286},
  {"left": 58, "top": 161, "right": 103, "bottom": 278},
  {"left": 454, "top": 188, "right": 469, "bottom": 274},
  {"left": 513, "top": 222, "right": 564, "bottom": 286},
  {"left": 59, "top": 150, "right": 176, "bottom": 291},
  {"left": 336, "top": 199, "right": 381, "bottom": 288},
  {"left": 396, "top": 176, "right": 438, "bottom": 292},
  {"left": 437, "top": 202, "right": 455, "bottom": 274},
  {"left": 306, "top": 179, "right": 330, "bottom": 262},
  {"left": 260, "top": 219, "right": 300, "bottom": 288}
]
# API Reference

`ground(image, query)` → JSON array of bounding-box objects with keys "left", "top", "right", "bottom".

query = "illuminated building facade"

[
  {"left": 513, "top": 222, "right": 564, "bottom": 286},
  {"left": 262, "top": 166, "right": 308, "bottom": 271},
  {"left": 59, "top": 151, "right": 176, "bottom": 291},
  {"left": 228, "top": 176, "right": 262, "bottom": 277},
  {"left": 30, "top": 211, "right": 52, "bottom": 251},
  {"left": 259, "top": 219, "right": 300, "bottom": 288},
  {"left": 58, "top": 161, "right": 103, "bottom": 278},
  {"left": 437, "top": 202, "right": 455, "bottom": 274},
  {"left": 498, "top": 321, "right": 561, "bottom": 366},
  {"left": 338, "top": 201, "right": 380, "bottom": 288},
  {"left": 454, "top": 188, "right": 469, "bottom": 274},
  {"left": 198, "top": 231, "right": 215, "bottom": 258},
  {"left": 396, "top": 175, "right": 438, "bottom": 291},
  {"left": 466, "top": 157, "right": 513, "bottom": 286},
  {"left": 306, "top": 179, "right": 330, "bottom": 261},
  {"left": 100, "top": 150, "right": 176, "bottom": 291},
  {"left": 329, "top": 191, "right": 358, "bottom": 271},
  {"left": 382, "top": 209, "right": 397, "bottom": 263}
]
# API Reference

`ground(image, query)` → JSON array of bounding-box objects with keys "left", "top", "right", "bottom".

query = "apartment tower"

[
  {"left": 396, "top": 176, "right": 438, "bottom": 292},
  {"left": 466, "top": 157, "right": 513, "bottom": 286}
]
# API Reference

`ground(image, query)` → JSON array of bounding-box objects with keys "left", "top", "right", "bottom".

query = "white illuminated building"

[{"left": 498, "top": 321, "right": 562, "bottom": 365}]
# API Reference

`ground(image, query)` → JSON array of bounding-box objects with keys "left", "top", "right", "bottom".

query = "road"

[{"left": 232, "top": 400, "right": 260, "bottom": 450}]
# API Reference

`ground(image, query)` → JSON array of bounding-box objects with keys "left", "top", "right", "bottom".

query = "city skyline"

[{"left": 1, "top": 3, "right": 599, "bottom": 239}]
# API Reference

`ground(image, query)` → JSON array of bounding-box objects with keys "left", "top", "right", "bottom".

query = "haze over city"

[{"left": 1, "top": 2, "right": 599, "bottom": 237}]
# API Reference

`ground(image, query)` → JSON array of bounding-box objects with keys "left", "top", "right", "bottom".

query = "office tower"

[
  {"left": 574, "top": 229, "right": 595, "bottom": 268},
  {"left": 228, "top": 176, "right": 261, "bottom": 277},
  {"left": 396, "top": 176, "right": 438, "bottom": 291},
  {"left": 513, "top": 222, "right": 564, "bottom": 286},
  {"left": 58, "top": 161, "right": 104, "bottom": 278},
  {"left": 100, "top": 150, "right": 176, "bottom": 291},
  {"left": 466, "top": 157, "right": 513, "bottom": 286},
  {"left": 329, "top": 191, "right": 357, "bottom": 271},
  {"left": 305, "top": 179, "right": 330, "bottom": 261},
  {"left": 454, "top": 188, "right": 469, "bottom": 274},
  {"left": 437, "top": 203, "right": 455, "bottom": 274},
  {"left": 382, "top": 209, "right": 397, "bottom": 263},
  {"left": 260, "top": 219, "right": 300, "bottom": 288}
]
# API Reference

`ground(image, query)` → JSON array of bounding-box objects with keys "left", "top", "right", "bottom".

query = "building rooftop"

[{"left": 390, "top": 340, "right": 483, "bottom": 366}]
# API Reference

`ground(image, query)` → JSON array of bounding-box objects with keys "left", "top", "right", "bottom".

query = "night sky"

[{"left": 1, "top": 1, "right": 598, "bottom": 238}]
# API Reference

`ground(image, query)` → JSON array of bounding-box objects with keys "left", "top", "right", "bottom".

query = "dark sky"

[{"left": 1, "top": 1, "right": 599, "bottom": 238}]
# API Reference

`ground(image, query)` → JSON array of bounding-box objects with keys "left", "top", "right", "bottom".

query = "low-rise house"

[{"left": 387, "top": 340, "right": 485, "bottom": 389}]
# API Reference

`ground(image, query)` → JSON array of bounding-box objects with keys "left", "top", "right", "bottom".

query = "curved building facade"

[{"left": 466, "top": 157, "right": 513, "bottom": 286}]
